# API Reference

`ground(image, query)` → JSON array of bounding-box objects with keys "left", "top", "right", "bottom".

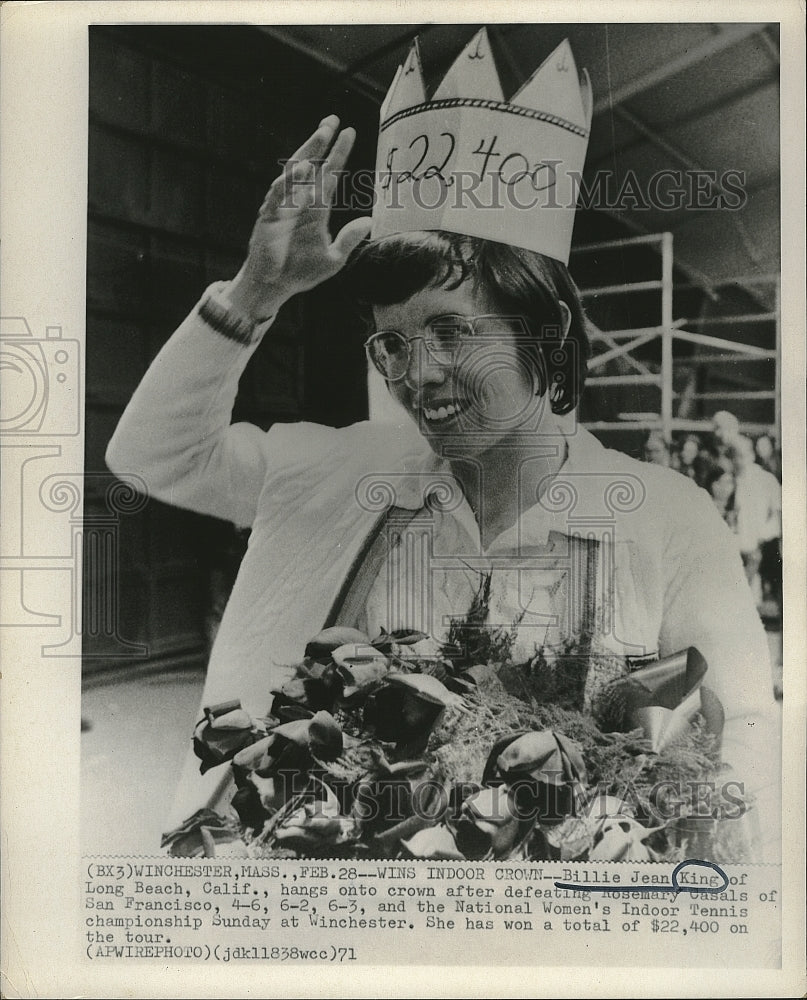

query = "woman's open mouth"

[{"left": 422, "top": 400, "right": 470, "bottom": 424}]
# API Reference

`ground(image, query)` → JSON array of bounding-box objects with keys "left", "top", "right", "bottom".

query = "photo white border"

[{"left": 1, "top": 1, "right": 804, "bottom": 996}]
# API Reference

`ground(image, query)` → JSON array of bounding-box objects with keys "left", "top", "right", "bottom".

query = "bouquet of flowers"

[{"left": 163, "top": 588, "right": 754, "bottom": 863}]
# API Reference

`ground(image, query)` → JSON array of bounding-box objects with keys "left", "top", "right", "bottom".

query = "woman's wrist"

[
  {"left": 201, "top": 282, "right": 276, "bottom": 346},
  {"left": 226, "top": 266, "right": 290, "bottom": 323}
]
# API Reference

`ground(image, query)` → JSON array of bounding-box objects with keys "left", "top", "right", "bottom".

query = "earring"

[{"left": 549, "top": 375, "right": 565, "bottom": 405}]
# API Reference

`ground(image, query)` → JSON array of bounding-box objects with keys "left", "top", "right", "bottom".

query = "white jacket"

[{"left": 106, "top": 284, "right": 780, "bottom": 836}]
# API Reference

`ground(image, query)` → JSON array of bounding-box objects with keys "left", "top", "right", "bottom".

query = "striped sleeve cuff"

[{"left": 198, "top": 282, "right": 276, "bottom": 346}]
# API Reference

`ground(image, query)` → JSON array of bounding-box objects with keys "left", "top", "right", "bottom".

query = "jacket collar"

[{"left": 387, "top": 417, "right": 649, "bottom": 547}]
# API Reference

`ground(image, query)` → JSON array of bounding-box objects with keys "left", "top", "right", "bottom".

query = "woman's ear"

[
  {"left": 558, "top": 300, "right": 572, "bottom": 347},
  {"left": 546, "top": 301, "right": 575, "bottom": 412}
]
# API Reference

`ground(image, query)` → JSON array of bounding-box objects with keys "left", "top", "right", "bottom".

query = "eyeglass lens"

[{"left": 367, "top": 317, "right": 473, "bottom": 380}]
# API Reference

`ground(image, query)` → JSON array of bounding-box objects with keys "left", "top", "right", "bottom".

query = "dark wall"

[{"left": 84, "top": 25, "right": 375, "bottom": 673}]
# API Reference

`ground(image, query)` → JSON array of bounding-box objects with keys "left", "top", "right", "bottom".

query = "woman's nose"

[{"left": 405, "top": 338, "right": 447, "bottom": 388}]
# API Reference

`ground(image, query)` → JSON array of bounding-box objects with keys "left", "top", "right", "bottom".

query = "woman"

[{"left": 107, "top": 116, "right": 777, "bottom": 837}]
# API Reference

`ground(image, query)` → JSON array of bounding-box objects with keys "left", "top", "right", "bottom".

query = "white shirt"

[{"left": 734, "top": 463, "right": 782, "bottom": 553}]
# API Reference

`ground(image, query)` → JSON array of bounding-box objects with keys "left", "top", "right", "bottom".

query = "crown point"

[
  {"left": 379, "top": 63, "right": 402, "bottom": 121},
  {"left": 511, "top": 38, "right": 588, "bottom": 130},
  {"left": 432, "top": 26, "right": 504, "bottom": 102},
  {"left": 372, "top": 30, "right": 592, "bottom": 265},
  {"left": 580, "top": 67, "right": 593, "bottom": 128},
  {"left": 380, "top": 37, "right": 426, "bottom": 121}
]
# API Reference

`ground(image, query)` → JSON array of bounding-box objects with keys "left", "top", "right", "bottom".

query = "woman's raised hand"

[{"left": 228, "top": 115, "right": 372, "bottom": 321}]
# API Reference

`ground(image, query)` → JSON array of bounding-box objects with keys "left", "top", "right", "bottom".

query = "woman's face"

[{"left": 373, "top": 281, "right": 549, "bottom": 458}]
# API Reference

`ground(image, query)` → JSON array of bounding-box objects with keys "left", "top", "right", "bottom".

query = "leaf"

[
  {"left": 209, "top": 708, "right": 252, "bottom": 731},
  {"left": 402, "top": 825, "right": 464, "bottom": 860},
  {"left": 335, "top": 659, "right": 390, "bottom": 701},
  {"left": 387, "top": 672, "right": 465, "bottom": 708},
  {"left": 543, "top": 815, "right": 595, "bottom": 860},
  {"left": 193, "top": 719, "right": 257, "bottom": 773},
  {"left": 387, "top": 629, "right": 430, "bottom": 646},
  {"left": 161, "top": 809, "right": 238, "bottom": 856},
  {"left": 201, "top": 826, "right": 249, "bottom": 858},
  {"left": 305, "top": 627, "right": 371, "bottom": 662}
]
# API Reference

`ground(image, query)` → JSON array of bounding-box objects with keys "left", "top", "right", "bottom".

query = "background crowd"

[{"left": 643, "top": 414, "right": 782, "bottom": 622}]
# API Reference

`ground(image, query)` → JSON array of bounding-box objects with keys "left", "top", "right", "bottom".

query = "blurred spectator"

[
  {"left": 705, "top": 465, "right": 737, "bottom": 532},
  {"left": 709, "top": 410, "right": 741, "bottom": 473},
  {"left": 643, "top": 431, "right": 671, "bottom": 466},
  {"left": 754, "top": 433, "right": 782, "bottom": 481},
  {"left": 711, "top": 410, "right": 740, "bottom": 449},
  {"left": 673, "top": 433, "right": 712, "bottom": 488},
  {"left": 752, "top": 434, "right": 783, "bottom": 613},
  {"left": 728, "top": 435, "right": 782, "bottom": 608},
  {"left": 678, "top": 434, "right": 701, "bottom": 469}
]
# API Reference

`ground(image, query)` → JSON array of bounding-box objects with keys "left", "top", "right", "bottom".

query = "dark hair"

[
  {"left": 343, "top": 231, "right": 590, "bottom": 415},
  {"left": 705, "top": 464, "right": 735, "bottom": 503}
]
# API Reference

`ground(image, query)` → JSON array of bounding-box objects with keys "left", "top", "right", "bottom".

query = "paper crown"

[{"left": 371, "top": 28, "right": 592, "bottom": 265}]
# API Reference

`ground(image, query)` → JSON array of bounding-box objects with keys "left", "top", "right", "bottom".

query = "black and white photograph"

[
  {"left": 81, "top": 18, "right": 785, "bottom": 862},
  {"left": 1, "top": 3, "right": 805, "bottom": 996}
]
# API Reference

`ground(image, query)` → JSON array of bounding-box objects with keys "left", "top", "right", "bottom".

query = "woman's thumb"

[{"left": 330, "top": 216, "right": 373, "bottom": 263}]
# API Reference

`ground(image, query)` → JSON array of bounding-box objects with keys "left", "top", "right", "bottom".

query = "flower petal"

[
  {"left": 305, "top": 626, "right": 371, "bottom": 662},
  {"left": 402, "top": 825, "right": 464, "bottom": 860}
]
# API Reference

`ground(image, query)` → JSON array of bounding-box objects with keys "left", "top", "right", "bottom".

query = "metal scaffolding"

[{"left": 573, "top": 232, "right": 780, "bottom": 443}]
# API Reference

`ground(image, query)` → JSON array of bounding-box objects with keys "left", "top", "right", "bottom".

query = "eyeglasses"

[{"left": 364, "top": 314, "right": 528, "bottom": 382}]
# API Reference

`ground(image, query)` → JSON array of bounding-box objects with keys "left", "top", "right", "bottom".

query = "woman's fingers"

[
  {"left": 288, "top": 114, "right": 340, "bottom": 165},
  {"left": 259, "top": 157, "right": 317, "bottom": 217},
  {"left": 281, "top": 157, "right": 316, "bottom": 199},
  {"left": 259, "top": 117, "right": 354, "bottom": 220},
  {"left": 320, "top": 126, "right": 356, "bottom": 203},
  {"left": 259, "top": 116, "right": 341, "bottom": 215},
  {"left": 261, "top": 125, "right": 359, "bottom": 226},
  {"left": 241, "top": 117, "right": 365, "bottom": 294}
]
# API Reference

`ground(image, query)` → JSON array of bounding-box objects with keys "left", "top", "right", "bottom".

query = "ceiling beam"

[
  {"left": 606, "top": 103, "right": 766, "bottom": 270},
  {"left": 658, "top": 173, "right": 780, "bottom": 236},
  {"left": 588, "top": 74, "right": 778, "bottom": 172},
  {"left": 593, "top": 22, "right": 770, "bottom": 116},
  {"left": 256, "top": 25, "right": 386, "bottom": 101}
]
